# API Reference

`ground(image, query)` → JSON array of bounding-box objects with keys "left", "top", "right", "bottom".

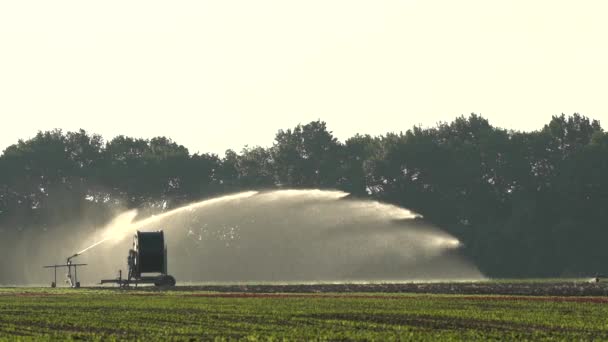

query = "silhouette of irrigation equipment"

[
  {"left": 43, "top": 254, "right": 87, "bottom": 288},
  {"left": 44, "top": 230, "right": 175, "bottom": 288},
  {"left": 101, "top": 230, "right": 176, "bottom": 288}
]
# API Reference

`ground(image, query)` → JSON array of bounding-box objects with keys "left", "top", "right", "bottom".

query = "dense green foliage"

[
  {"left": 0, "top": 288, "right": 607, "bottom": 341},
  {"left": 1, "top": 114, "right": 607, "bottom": 278}
]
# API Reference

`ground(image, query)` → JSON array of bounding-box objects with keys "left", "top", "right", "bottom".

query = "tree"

[
  {"left": 235, "top": 146, "right": 275, "bottom": 188},
  {"left": 272, "top": 120, "right": 343, "bottom": 188},
  {"left": 1, "top": 114, "right": 607, "bottom": 280},
  {"left": 340, "top": 134, "right": 380, "bottom": 195}
]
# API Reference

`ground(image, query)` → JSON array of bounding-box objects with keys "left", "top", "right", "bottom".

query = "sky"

[{"left": 1, "top": 1, "right": 607, "bottom": 155}]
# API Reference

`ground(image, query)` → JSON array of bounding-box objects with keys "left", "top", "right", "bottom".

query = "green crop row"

[{"left": 0, "top": 289, "right": 606, "bottom": 341}]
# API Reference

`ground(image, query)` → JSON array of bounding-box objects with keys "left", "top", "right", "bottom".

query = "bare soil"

[{"left": 99, "top": 281, "right": 608, "bottom": 297}]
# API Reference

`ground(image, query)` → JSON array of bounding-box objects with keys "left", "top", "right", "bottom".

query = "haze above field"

[{"left": 1, "top": 1, "right": 607, "bottom": 154}]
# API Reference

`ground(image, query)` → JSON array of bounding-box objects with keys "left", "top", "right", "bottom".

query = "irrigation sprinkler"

[
  {"left": 101, "top": 230, "right": 176, "bottom": 288},
  {"left": 43, "top": 254, "right": 87, "bottom": 288}
]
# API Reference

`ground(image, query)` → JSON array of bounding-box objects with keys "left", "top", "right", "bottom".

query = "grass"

[{"left": 0, "top": 288, "right": 607, "bottom": 341}]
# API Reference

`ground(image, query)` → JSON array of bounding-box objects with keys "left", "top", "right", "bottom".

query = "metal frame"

[{"left": 43, "top": 263, "right": 87, "bottom": 288}]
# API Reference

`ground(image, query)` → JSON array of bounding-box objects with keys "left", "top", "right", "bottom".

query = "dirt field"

[{"left": 94, "top": 280, "right": 608, "bottom": 296}]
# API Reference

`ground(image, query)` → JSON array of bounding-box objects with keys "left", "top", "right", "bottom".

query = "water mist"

[{"left": 24, "top": 190, "right": 484, "bottom": 285}]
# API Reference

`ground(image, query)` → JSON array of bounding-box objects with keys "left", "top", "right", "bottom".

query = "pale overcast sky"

[{"left": 1, "top": 1, "right": 607, "bottom": 155}]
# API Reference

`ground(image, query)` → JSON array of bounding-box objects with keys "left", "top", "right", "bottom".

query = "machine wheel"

[{"left": 154, "top": 275, "right": 176, "bottom": 287}]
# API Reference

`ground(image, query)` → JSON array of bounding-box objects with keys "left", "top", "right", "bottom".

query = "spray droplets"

[
  {"left": 76, "top": 191, "right": 260, "bottom": 256},
  {"left": 73, "top": 189, "right": 482, "bottom": 282}
]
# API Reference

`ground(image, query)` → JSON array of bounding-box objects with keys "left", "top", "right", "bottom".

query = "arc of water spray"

[{"left": 71, "top": 191, "right": 260, "bottom": 259}]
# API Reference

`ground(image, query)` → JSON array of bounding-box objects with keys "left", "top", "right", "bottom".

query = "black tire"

[{"left": 154, "top": 275, "right": 176, "bottom": 287}]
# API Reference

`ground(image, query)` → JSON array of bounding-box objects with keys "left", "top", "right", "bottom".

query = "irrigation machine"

[{"left": 101, "top": 230, "right": 176, "bottom": 287}]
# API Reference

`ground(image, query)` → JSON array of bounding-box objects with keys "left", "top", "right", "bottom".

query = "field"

[{"left": 2, "top": 283, "right": 608, "bottom": 341}]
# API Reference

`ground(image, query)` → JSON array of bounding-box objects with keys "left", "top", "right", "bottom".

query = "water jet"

[{"left": 39, "top": 189, "right": 482, "bottom": 286}]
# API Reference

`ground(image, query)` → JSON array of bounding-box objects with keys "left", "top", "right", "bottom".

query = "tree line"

[{"left": 1, "top": 114, "right": 607, "bottom": 278}]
